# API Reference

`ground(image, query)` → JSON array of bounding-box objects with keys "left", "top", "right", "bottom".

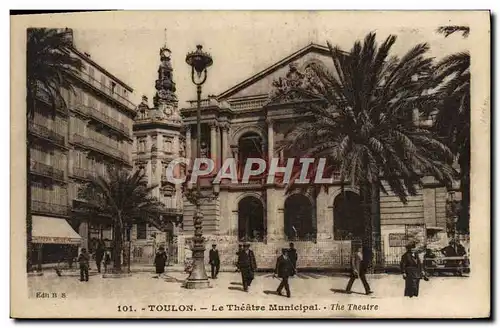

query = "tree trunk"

[
  {"left": 371, "top": 182, "right": 381, "bottom": 244},
  {"left": 360, "top": 182, "right": 372, "bottom": 251},
  {"left": 122, "top": 227, "right": 131, "bottom": 273},
  {"left": 112, "top": 220, "right": 123, "bottom": 273}
]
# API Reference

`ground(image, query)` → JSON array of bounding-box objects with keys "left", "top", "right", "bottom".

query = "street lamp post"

[{"left": 184, "top": 45, "right": 213, "bottom": 289}]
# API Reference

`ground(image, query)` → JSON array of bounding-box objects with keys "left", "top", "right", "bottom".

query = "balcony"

[
  {"left": 31, "top": 200, "right": 70, "bottom": 217},
  {"left": 34, "top": 82, "right": 69, "bottom": 115},
  {"left": 71, "top": 103, "right": 89, "bottom": 117},
  {"left": 72, "top": 167, "right": 97, "bottom": 181},
  {"left": 159, "top": 207, "right": 183, "bottom": 216},
  {"left": 28, "top": 121, "right": 66, "bottom": 147},
  {"left": 75, "top": 71, "right": 136, "bottom": 111},
  {"left": 30, "top": 161, "right": 66, "bottom": 182},
  {"left": 72, "top": 133, "right": 131, "bottom": 165},
  {"left": 86, "top": 106, "right": 131, "bottom": 139}
]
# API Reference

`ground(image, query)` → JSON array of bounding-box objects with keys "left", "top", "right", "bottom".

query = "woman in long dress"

[
  {"left": 400, "top": 242, "right": 426, "bottom": 298},
  {"left": 154, "top": 246, "right": 168, "bottom": 277}
]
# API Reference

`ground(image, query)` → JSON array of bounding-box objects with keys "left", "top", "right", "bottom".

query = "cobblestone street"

[{"left": 26, "top": 269, "right": 479, "bottom": 318}]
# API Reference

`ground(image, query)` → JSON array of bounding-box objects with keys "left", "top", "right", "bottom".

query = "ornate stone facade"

[
  {"left": 131, "top": 41, "right": 184, "bottom": 264},
  {"left": 177, "top": 44, "right": 453, "bottom": 269}
]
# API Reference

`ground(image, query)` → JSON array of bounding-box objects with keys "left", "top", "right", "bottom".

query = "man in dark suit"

[
  {"left": 274, "top": 248, "right": 296, "bottom": 298},
  {"left": 237, "top": 243, "right": 257, "bottom": 292},
  {"left": 345, "top": 246, "right": 373, "bottom": 295},
  {"left": 288, "top": 242, "right": 297, "bottom": 275},
  {"left": 235, "top": 244, "right": 243, "bottom": 272},
  {"left": 209, "top": 244, "right": 220, "bottom": 279}
]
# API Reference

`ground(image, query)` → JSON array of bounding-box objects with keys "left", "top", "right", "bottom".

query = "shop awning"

[{"left": 32, "top": 216, "right": 82, "bottom": 244}]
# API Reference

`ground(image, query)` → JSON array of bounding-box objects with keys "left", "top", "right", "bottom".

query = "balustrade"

[
  {"left": 28, "top": 121, "right": 65, "bottom": 146},
  {"left": 73, "top": 133, "right": 130, "bottom": 163},
  {"left": 31, "top": 200, "right": 69, "bottom": 216},
  {"left": 30, "top": 161, "right": 65, "bottom": 181}
]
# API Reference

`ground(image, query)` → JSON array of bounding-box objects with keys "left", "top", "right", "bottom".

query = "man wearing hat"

[
  {"left": 237, "top": 243, "right": 257, "bottom": 291},
  {"left": 235, "top": 244, "right": 243, "bottom": 272},
  {"left": 274, "top": 248, "right": 296, "bottom": 298},
  {"left": 209, "top": 244, "right": 220, "bottom": 279}
]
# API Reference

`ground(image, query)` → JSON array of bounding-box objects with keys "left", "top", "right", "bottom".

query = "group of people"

[
  {"left": 207, "top": 242, "right": 298, "bottom": 297},
  {"left": 76, "top": 243, "right": 111, "bottom": 282},
  {"left": 345, "top": 242, "right": 430, "bottom": 298}
]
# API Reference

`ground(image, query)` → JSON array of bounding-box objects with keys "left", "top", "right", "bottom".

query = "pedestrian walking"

[
  {"left": 154, "top": 246, "right": 168, "bottom": 277},
  {"left": 401, "top": 242, "right": 427, "bottom": 298},
  {"left": 78, "top": 248, "right": 90, "bottom": 282},
  {"left": 209, "top": 244, "right": 220, "bottom": 279},
  {"left": 274, "top": 248, "right": 296, "bottom": 298},
  {"left": 237, "top": 243, "right": 257, "bottom": 292},
  {"left": 345, "top": 246, "right": 373, "bottom": 295},
  {"left": 95, "top": 241, "right": 105, "bottom": 273},
  {"left": 288, "top": 242, "right": 298, "bottom": 275},
  {"left": 235, "top": 244, "right": 243, "bottom": 272},
  {"left": 103, "top": 249, "right": 111, "bottom": 273}
]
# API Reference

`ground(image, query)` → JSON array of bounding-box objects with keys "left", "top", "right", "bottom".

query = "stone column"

[
  {"left": 231, "top": 210, "right": 239, "bottom": 239},
  {"left": 153, "top": 160, "right": 161, "bottom": 199},
  {"left": 266, "top": 118, "right": 274, "bottom": 160},
  {"left": 423, "top": 188, "right": 437, "bottom": 227},
  {"left": 68, "top": 149, "right": 75, "bottom": 176},
  {"left": 316, "top": 188, "right": 334, "bottom": 240},
  {"left": 185, "top": 125, "right": 192, "bottom": 161},
  {"left": 266, "top": 188, "right": 285, "bottom": 241},
  {"left": 221, "top": 123, "right": 229, "bottom": 162},
  {"left": 209, "top": 121, "right": 218, "bottom": 167},
  {"left": 79, "top": 220, "right": 89, "bottom": 250}
]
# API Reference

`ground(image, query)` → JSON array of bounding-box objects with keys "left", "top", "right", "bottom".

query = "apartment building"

[{"left": 29, "top": 29, "right": 136, "bottom": 265}]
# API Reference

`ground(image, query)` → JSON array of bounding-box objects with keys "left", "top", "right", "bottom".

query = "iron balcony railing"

[
  {"left": 72, "top": 167, "right": 97, "bottom": 180},
  {"left": 28, "top": 121, "right": 66, "bottom": 146},
  {"left": 31, "top": 200, "right": 70, "bottom": 217},
  {"left": 30, "top": 161, "right": 65, "bottom": 181},
  {"left": 34, "top": 82, "right": 69, "bottom": 115},
  {"left": 72, "top": 133, "right": 130, "bottom": 164},
  {"left": 75, "top": 70, "right": 136, "bottom": 110},
  {"left": 86, "top": 106, "right": 130, "bottom": 137},
  {"left": 159, "top": 207, "right": 183, "bottom": 216}
]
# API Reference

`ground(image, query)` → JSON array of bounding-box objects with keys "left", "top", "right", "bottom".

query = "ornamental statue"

[{"left": 268, "top": 61, "right": 322, "bottom": 104}]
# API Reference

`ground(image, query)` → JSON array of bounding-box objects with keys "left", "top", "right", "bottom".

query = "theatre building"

[{"left": 176, "top": 43, "right": 459, "bottom": 269}]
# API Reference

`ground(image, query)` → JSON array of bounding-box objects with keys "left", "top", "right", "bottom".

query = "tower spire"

[{"left": 152, "top": 31, "right": 180, "bottom": 122}]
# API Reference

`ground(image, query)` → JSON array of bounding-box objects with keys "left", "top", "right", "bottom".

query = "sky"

[{"left": 70, "top": 11, "right": 471, "bottom": 109}]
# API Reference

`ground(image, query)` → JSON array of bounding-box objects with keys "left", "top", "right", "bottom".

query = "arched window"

[
  {"left": 238, "top": 132, "right": 264, "bottom": 180},
  {"left": 334, "top": 191, "right": 363, "bottom": 240},
  {"left": 284, "top": 194, "right": 316, "bottom": 241},
  {"left": 238, "top": 196, "right": 265, "bottom": 242}
]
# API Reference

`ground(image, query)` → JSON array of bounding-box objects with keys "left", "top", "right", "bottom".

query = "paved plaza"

[{"left": 28, "top": 269, "right": 471, "bottom": 302}]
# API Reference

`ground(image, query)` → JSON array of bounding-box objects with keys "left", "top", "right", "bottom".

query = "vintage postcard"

[{"left": 10, "top": 11, "right": 490, "bottom": 318}]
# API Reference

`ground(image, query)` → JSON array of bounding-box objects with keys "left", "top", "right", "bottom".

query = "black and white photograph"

[{"left": 10, "top": 10, "right": 490, "bottom": 318}]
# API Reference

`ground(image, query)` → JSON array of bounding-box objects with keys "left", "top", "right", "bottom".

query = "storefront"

[{"left": 31, "top": 215, "right": 82, "bottom": 269}]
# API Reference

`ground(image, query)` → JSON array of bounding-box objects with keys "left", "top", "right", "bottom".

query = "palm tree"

[
  {"left": 433, "top": 27, "right": 470, "bottom": 233},
  {"left": 77, "top": 167, "right": 164, "bottom": 273},
  {"left": 276, "top": 33, "right": 456, "bottom": 255},
  {"left": 26, "top": 28, "right": 82, "bottom": 272}
]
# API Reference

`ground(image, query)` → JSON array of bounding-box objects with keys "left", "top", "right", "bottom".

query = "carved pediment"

[{"left": 267, "top": 62, "right": 323, "bottom": 105}]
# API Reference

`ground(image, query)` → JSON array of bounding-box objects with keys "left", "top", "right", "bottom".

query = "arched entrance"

[
  {"left": 334, "top": 191, "right": 364, "bottom": 240},
  {"left": 284, "top": 194, "right": 315, "bottom": 240},
  {"left": 238, "top": 196, "right": 265, "bottom": 242}
]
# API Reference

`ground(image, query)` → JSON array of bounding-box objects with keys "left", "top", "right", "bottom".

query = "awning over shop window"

[{"left": 32, "top": 216, "right": 82, "bottom": 245}]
